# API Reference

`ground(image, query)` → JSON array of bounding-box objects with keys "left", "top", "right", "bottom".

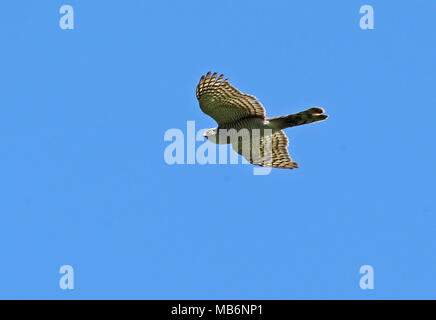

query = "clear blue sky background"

[{"left": 1, "top": 0, "right": 435, "bottom": 299}]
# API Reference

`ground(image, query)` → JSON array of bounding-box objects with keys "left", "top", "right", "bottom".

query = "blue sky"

[{"left": 0, "top": 0, "right": 435, "bottom": 299}]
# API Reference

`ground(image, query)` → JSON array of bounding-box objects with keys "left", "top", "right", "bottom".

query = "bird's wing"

[
  {"left": 196, "top": 72, "right": 266, "bottom": 125},
  {"left": 231, "top": 130, "right": 299, "bottom": 169}
]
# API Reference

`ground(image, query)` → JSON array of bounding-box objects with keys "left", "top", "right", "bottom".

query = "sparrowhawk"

[{"left": 196, "top": 72, "right": 328, "bottom": 169}]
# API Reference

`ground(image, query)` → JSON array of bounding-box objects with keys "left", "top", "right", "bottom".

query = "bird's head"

[{"left": 203, "top": 127, "right": 219, "bottom": 143}]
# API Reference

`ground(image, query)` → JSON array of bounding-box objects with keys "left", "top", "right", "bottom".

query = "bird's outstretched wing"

[
  {"left": 196, "top": 72, "right": 266, "bottom": 125},
  {"left": 232, "top": 130, "right": 299, "bottom": 169}
]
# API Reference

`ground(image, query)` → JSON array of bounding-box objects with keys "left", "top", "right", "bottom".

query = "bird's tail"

[{"left": 268, "top": 107, "right": 328, "bottom": 130}]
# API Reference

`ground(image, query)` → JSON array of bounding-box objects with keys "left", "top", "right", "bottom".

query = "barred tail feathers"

[{"left": 268, "top": 107, "right": 328, "bottom": 130}]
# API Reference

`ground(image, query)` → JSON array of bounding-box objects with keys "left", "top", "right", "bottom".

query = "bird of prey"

[{"left": 196, "top": 72, "right": 328, "bottom": 169}]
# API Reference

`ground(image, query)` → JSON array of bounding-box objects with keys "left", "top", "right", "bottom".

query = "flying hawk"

[{"left": 196, "top": 72, "right": 328, "bottom": 169}]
